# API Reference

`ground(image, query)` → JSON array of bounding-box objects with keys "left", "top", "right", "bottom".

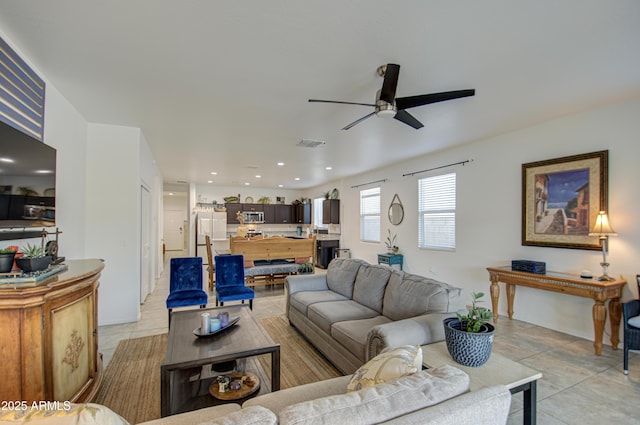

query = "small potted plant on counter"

[
  {"left": 16, "top": 243, "right": 52, "bottom": 273},
  {"left": 0, "top": 246, "right": 18, "bottom": 273},
  {"left": 384, "top": 229, "right": 399, "bottom": 255},
  {"left": 443, "top": 292, "right": 495, "bottom": 367}
]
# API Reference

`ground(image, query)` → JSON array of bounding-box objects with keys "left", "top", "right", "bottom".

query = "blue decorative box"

[{"left": 511, "top": 260, "right": 546, "bottom": 274}]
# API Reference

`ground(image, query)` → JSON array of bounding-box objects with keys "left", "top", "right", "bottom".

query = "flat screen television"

[{"left": 0, "top": 121, "right": 56, "bottom": 229}]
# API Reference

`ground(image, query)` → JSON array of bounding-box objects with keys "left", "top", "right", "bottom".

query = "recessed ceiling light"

[
  {"left": 36, "top": 170, "right": 53, "bottom": 174},
  {"left": 169, "top": 192, "right": 174, "bottom": 196},
  {"left": 0, "top": 157, "right": 14, "bottom": 163},
  {"left": 277, "top": 162, "right": 285, "bottom": 166},
  {"left": 207, "top": 180, "right": 213, "bottom": 183},
  {"left": 278, "top": 184, "right": 284, "bottom": 188},
  {"left": 294, "top": 177, "right": 300, "bottom": 181},
  {"left": 325, "top": 166, "right": 332, "bottom": 170},
  {"left": 244, "top": 182, "right": 250, "bottom": 186},
  {"left": 255, "top": 175, "right": 261, "bottom": 178},
  {"left": 210, "top": 171, "right": 217, "bottom": 175}
]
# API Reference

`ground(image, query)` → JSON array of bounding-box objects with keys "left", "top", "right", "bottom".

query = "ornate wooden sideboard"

[
  {"left": 487, "top": 266, "right": 626, "bottom": 355},
  {"left": 0, "top": 259, "right": 104, "bottom": 402}
]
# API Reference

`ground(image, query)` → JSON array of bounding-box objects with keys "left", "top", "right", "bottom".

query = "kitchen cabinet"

[
  {"left": 322, "top": 199, "right": 340, "bottom": 224},
  {"left": 225, "top": 203, "right": 242, "bottom": 224},
  {"left": 263, "top": 205, "right": 275, "bottom": 223},
  {"left": 275, "top": 205, "right": 293, "bottom": 223},
  {"left": 294, "top": 203, "right": 311, "bottom": 224}
]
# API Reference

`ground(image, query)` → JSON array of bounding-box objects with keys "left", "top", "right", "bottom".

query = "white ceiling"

[{"left": 1, "top": 1, "right": 639, "bottom": 190}]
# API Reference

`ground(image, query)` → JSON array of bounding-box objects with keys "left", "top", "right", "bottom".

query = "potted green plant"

[
  {"left": 384, "top": 229, "right": 399, "bottom": 255},
  {"left": 16, "top": 243, "right": 52, "bottom": 273},
  {"left": 443, "top": 292, "right": 495, "bottom": 367},
  {"left": 0, "top": 247, "right": 18, "bottom": 273},
  {"left": 298, "top": 261, "right": 314, "bottom": 274}
]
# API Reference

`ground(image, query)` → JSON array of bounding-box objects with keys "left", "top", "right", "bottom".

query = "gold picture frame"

[{"left": 522, "top": 150, "right": 608, "bottom": 250}]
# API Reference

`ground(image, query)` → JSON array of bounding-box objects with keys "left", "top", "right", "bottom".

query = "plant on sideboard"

[
  {"left": 16, "top": 242, "right": 51, "bottom": 273},
  {"left": 0, "top": 246, "right": 18, "bottom": 273}
]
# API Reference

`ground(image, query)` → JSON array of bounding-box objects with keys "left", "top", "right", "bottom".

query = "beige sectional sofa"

[
  {"left": 137, "top": 365, "right": 511, "bottom": 425},
  {"left": 14, "top": 365, "right": 511, "bottom": 425},
  {"left": 286, "top": 258, "right": 462, "bottom": 374}
]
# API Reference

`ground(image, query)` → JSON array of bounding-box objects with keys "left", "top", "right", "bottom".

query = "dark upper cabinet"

[
  {"left": 322, "top": 199, "right": 340, "bottom": 224},
  {"left": 263, "top": 204, "right": 275, "bottom": 223},
  {"left": 294, "top": 203, "right": 311, "bottom": 224},
  {"left": 275, "top": 205, "right": 293, "bottom": 224},
  {"left": 243, "top": 203, "right": 263, "bottom": 212},
  {"left": 225, "top": 203, "right": 242, "bottom": 224}
]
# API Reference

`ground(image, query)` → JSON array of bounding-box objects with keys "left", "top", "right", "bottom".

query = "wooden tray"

[{"left": 209, "top": 372, "right": 260, "bottom": 400}]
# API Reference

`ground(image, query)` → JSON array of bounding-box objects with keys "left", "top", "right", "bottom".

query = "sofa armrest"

[
  {"left": 366, "top": 313, "right": 455, "bottom": 361},
  {"left": 285, "top": 273, "right": 329, "bottom": 295}
]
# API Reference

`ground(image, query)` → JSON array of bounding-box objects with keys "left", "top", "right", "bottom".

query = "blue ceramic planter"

[{"left": 443, "top": 317, "right": 495, "bottom": 367}]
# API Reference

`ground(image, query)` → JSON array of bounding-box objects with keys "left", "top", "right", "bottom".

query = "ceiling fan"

[{"left": 309, "top": 64, "right": 475, "bottom": 130}]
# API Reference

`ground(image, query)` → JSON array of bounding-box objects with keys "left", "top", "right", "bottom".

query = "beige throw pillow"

[
  {"left": 0, "top": 403, "right": 129, "bottom": 425},
  {"left": 346, "top": 345, "right": 422, "bottom": 392}
]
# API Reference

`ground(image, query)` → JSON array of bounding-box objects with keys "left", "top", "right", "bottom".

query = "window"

[
  {"left": 418, "top": 172, "right": 456, "bottom": 250},
  {"left": 313, "top": 197, "right": 327, "bottom": 229},
  {"left": 360, "top": 187, "right": 380, "bottom": 242}
]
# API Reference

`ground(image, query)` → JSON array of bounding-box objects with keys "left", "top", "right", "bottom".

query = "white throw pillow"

[{"left": 346, "top": 345, "right": 422, "bottom": 392}]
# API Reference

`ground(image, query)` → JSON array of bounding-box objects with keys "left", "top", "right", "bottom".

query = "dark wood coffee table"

[{"left": 161, "top": 305, "right": 280, "bottom": 417}]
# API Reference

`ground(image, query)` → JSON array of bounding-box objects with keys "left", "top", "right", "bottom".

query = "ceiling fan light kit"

[{"left": 309, "top": 63, "right": 475, "bottom": 130}]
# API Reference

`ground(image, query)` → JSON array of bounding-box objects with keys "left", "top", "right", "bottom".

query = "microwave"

[{"left": 242, "top": 211, "right": 264, "bottom": 224}]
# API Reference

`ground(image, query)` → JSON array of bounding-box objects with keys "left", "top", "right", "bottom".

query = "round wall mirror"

[{"left": 388, "top": 194, "right": 404, "bottom": 225}]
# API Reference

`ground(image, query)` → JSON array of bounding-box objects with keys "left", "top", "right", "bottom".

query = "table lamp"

[{"left": 588, "top": 211, "right": 617, "bottom": 281}]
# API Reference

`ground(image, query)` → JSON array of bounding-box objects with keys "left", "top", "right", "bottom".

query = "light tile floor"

[{"left": 98, "top": 251, "right": 640, "bottom": 424}]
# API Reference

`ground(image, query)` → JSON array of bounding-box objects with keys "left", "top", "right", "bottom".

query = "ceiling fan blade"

[
  {"left": 308, "top": 99, "right": 375, "bottom": 107},
  {"left": 380, "top": 64, "right": 400, "bottom": 104},
  {"left": 395, "top": 89, "right": 475, "bottom": 110},
  {"left": 394, "top": 110, "right": 424, "bottom": 129},
  {"left": 342, "top": 111, "right": 376, "bottom": 130}
]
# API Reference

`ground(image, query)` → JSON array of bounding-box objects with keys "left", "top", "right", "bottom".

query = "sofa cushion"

[
  {"left": 289, "top": 290, "right": 349, "bottom": 316},
  {"left": 381, "top": 385, "right": 511, "bottom": 425},
  {"left": 346, "top": 345, "right": 422, "bottom": 392},
  {"left": 0, "top": 403, "right": 129, "bottom": 425},
  {"left": 352, "top": 264, "right": 392, "bottom": 313},
  {"left": 331, "top": 316, "right": 392, "bottom": 362},
  {"left": 243, "top": 376, "right": 352, "bottom": 416},
  {"left": 325, "top": 259, "right": 366, "bottom": 299},
  {"left": 307, "top": 300, "right": 380, "bottom": 334},
  {"left": 382, "top": 271, "right": 461, "bottom": 321},
  {"left": 278, "top": 365, "right": 470, "bottom": 425}
]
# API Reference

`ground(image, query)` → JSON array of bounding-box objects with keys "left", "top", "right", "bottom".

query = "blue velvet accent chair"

[
  {"left": 166, "top": 257, "right": 208, "bottom": 327},
  {"left": 214, "top": 254, "right": 254, "bottom": 309}
]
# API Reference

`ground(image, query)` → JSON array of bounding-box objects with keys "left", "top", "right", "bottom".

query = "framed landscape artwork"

[{"left": 522, "top": 150, "right": 608, "bottom": 250}]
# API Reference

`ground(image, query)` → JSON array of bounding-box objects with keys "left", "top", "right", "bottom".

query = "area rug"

[
  {"left": 94, "top": 333, "right": 167, "bottom": 424},
  {"left": 94, "top": 316, "right": 341, "bottom": 424}
]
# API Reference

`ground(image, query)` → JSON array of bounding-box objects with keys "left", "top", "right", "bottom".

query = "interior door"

[
  {"left": 140, "top": 185, "right": 151, "bottom": 303},
  {"left": 164, "top": 211, "right": 185, "bottom": 251}
]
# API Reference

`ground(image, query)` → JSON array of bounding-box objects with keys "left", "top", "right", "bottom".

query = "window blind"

[
  {"left": 360, "top": 187, "right": 380, "bottom": 242},
  {"left": 418, "top": 172, "right": 456, "bottom": 250},
  {"left": 0, "top": 36, "right": 45, "bottom": 141}
]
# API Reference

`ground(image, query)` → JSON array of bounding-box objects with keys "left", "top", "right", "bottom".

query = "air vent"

[{"left": 297, "top": 139, "right": 325, "bottom": 148}]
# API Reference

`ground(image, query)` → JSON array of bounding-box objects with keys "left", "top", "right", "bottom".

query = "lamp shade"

[{"left": 589, "top": 211, "right": 617, "bottom": 236}]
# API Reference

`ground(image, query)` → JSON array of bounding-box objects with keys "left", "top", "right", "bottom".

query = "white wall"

[
  {"left": 86, "top": 124, "right": 143, "bottom": 325},
  {"left": 316, "top": 96, "right": 640, "bottom": 344}
]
